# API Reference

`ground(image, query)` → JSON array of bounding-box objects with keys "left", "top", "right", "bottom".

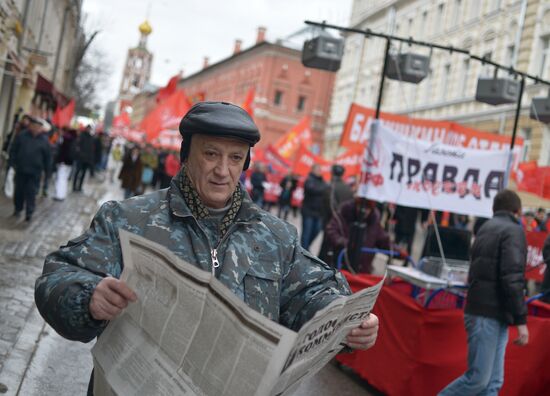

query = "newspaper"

[{"left": 92, "top": 230, "right": 384, "bottom": 396}]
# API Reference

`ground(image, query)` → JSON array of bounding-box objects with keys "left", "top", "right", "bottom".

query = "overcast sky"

[{"left": 82, "top": 0, "right": 352, "bottom": 106}]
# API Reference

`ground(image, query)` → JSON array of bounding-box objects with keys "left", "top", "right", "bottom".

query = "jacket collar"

[{"left": 493, "top": 210, "right": 520, "bottom": 224}]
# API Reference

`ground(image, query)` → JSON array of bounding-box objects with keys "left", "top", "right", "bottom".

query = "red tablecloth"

[{"left": 336, "top": 272, "right": 550, "bottom": 396}]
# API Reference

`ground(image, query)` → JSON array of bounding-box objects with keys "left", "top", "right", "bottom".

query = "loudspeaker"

[
  {"left": 385, "top": 53, "right": 430, "bottom": 83},
  {"left": 302, "top": 36, "right": 344, "bottom": 72},
  {"left": 475, "top": 78, "right": 519, "bottom": 105},
  {"left": 530, "top": 96, "right": 550, "bottom": 124}
]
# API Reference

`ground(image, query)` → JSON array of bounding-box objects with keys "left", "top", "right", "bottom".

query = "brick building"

[{"left": 176, "top": 27, "right": 336, "bottom": 151}]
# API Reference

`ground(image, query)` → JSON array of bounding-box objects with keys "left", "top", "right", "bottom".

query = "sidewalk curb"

[{"left": 0, "top": 306, "right": 45, "bottom": 396}]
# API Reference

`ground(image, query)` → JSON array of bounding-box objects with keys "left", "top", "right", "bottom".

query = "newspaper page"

[
  {"left": 270, "top": 276, "right": 385, "bottom": 396},
  {"left": 92, "top": 230, "right": 384, "bottom": 395},
  {"left": 92, "top": 230, "right": 296, "bottom": 396}
]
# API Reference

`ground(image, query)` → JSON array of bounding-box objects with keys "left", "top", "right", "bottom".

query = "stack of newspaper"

[{"left": 92, "top": 230, "right": 384, "bottom": 396}]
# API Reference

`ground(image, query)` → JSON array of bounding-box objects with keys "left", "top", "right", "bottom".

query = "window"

[
  {"left": 461, "top": 59, "right": 470, "bottom": 97},
  {"left": 540, "top": 36, "right": 550, "bottom": 79},
  {"left": 274, "top": 90, "right": 283, "bottom": 106},
  {"left": 469, "top": 1, "right": 480, "bottom": 20},
  {"left": 421, "top": 11, "right": 428, "bottom": 38},
  {"left": 481, "top": 51, "right": 493, "bottom": 76},
  {"left": 506, "top": 44, "right": 515, "bottom": 67},
  {"left": 296, "top": 95, "right": 306, "bottom": 112},
  {"left": 519, "top": 128, "right": 532, "bottom": 162},
  {"left": 408, "top": 17, "right": 414, "bottom": 36},
  {"left": 436, "top": 4, "right": 445, "bottom": 34},
  {"left": 441, "top": 64, "right": 451, "bottom": 100},
  {"left": 452, "top": 0, "right": 462, "bottom": 27}
]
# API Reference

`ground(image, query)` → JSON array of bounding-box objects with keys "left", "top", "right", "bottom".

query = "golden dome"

[{"left": 139, "top": 20, "right": 152, "bottom": 35}]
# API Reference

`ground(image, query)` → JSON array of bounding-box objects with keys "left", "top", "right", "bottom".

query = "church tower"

[{"left": 119, "top": 20, "right": 153, "bottom": 99}]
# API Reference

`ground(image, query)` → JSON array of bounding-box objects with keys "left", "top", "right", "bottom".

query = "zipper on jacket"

[{"left": 209, "top": 221, "right": 252, "bottom": 276}]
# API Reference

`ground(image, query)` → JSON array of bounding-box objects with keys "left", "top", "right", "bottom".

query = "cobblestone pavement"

[{"left": 0, "top": 177, "right": 108, "bottom": 394}]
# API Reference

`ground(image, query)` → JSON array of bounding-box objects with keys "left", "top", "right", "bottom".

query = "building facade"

[
  {"left": 326, "top": 0, "right": 550, "bottom": 167},
  {"left": 175, "top": 27, "right": 336, "bottom": 150},
  {"left": 0, "top": 0, "right": 84, "bottom": 150}
]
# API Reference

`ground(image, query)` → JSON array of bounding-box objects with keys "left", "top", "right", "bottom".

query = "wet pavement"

[{"left": 0, "top": 175, "right": 380, "bottom": 395}]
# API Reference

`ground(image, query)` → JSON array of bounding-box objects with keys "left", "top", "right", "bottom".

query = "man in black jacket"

[
  {"left": 301, "top": 164, "right": 327, "bottom": 250},
  {"left": 439, "top": 189, "right": 529, "bottom": 396},
  {"left": 8, "top": 117, "right": 51, "bottom": 221},
  {"left": 541, "top": 234, "right": 550, "bottom": 303}
]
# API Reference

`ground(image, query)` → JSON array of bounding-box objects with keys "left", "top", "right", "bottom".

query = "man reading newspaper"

[{"left": 35, "top": 102, "right": 379, "bottom": 394}]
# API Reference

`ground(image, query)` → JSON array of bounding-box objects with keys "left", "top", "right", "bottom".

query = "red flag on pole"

[
  {"left": 52, "top": 99, "right": 75, "bottom": 127},
  {"left": 140, "top": 90, "right": 191, "bottom": 141},
  {"left": 157, "top": 73, "right": 181, "bottom": 104},
  {"left": 242, "top": 86, "right": 255, "bottom": 117},
  {"left": 272, "top": 117, "right": 312, "bottom": 160}
]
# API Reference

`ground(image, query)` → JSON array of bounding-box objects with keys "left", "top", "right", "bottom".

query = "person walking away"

[
  {"left": 319, "top": 165, "right": 354, "bottom": 266},
  {"left": 118, "top": 145, "right": 143, "bottom": 199},
  {"left": 250, "top": 161, "right": 267, "bottom": 207},
  {"left": 438, "top": 189, "right": 529, "bottom": 396},
  {"left": 72, "top": 126, "right": 95, "bottom": 192},
  {"left": 277, "top": 171, "right": 297, "bottom": 221},
  {"left": 140, "top": 145, "right": 158, "bottom": 194},
  {"left": 301, "top": 163, "right": 328, "bottom": 250},
  {"left": 393, "top": 205, "right": 419, "bottom": 258},
  {"left": 106, "top": 141, "right": 123, "bottom": 183},
  {"left": 53, "top": 128, "right": 77, "bottom": 201},
  {"left": 8, "top": 117, "right": 51, "bottom": 221},
  {"left": 41, "top": 121, "right": 58, "bottom": 197}
]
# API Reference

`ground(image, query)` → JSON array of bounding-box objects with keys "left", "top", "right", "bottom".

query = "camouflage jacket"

[{"left": 35, "top": 176, "right": 351, "bottom": 342}]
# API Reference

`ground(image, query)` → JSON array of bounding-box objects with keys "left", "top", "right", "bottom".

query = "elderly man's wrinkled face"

[{"left": 185, "top": 134, "right": 248, "bottom": 208}]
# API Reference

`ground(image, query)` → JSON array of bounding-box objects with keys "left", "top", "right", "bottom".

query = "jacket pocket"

[{"left": 244, "top": 265, "right": 280, "bottom": 321}]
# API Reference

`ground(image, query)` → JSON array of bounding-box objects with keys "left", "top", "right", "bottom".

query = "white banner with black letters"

[{"left": 356, "top": 121, "right": 513, "bottom": 218}]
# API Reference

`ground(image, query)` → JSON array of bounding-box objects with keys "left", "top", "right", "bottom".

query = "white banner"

[{"left": 356, "top": 121, "right": 512, "bottom": 218}]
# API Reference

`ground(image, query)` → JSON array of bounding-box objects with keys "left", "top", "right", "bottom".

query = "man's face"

[
  {"left": 185, "top": 134, "right": 248, "bottom": 209},
  {"left": 312, "top": 164, "right": 322, "bottom": 176}
]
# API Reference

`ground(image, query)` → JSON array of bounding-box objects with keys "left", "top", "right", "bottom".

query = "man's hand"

[
  {"left": 514, "top": 324, "right": 529, "bottom": 346},
  {"left": 89, "top": 277, "right": 137, "bottom": 321},
  {"left": 345, "top": 314, "right": 379, "bottom": 350}
]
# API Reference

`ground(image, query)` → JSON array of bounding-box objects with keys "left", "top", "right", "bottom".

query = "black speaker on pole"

[
  {"left": 475, "top": 78, "right": 520, "bottom": 105},
  {"left": 302, "top": 35, "right": 344, "bottom": 72},
  {"left": 530, "top": 92, "right": 550, "bottom": 124},
  {"left": 385, "top": 53, "right": 430, "bottom": 83}
]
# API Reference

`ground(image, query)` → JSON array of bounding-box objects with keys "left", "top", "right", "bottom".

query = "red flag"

[
  {"left": 515, "top": 161, "right": 542, "bottom": 196},
  {"left": 272, "top": 117, "right": 312, "bottom": 160},
  {"left": 156, "top": 73, "right": 181, "bottom": 104},
  {"left": 52, "top": 99, "right": 75, "bottom": 127},
  {"left": 242, "top": 86, "right": 255, "bottom": 117},
  {"left": 140, "top": 90, "right": 191, "bottom": 141},
  {"left": 291, "top": 145, "right": 332, "bottom": 180},
  {"left": 112, "top": 111, "right": 131, "bottom": 128}
]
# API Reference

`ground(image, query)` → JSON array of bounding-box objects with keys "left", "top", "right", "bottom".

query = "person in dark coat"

[
  {"left": 319, "top": 165, "right": 354, "bottom": 265},
  {"left": 72, "top": 126, "right": 96, "bottom": 192},
  {"left": 118, "top": 146, "right": 143, "bottom": 199},
  {"left": 325, "top": 198, "right": 398, "bottom": 273},
  {"left": 541, "top": 235, "right": 550, "bottom": 303},
  {"left": 53, "top": 128, "right": 77, "bottom": 201},
  {"left": 300, "top": 164, "right": 328, "bottom": 250},
  {"left": 393, "top": 205, "right": 418, "bottom": 256},
  {"left": 277, "top": 171, "right": 297, "bottom": 221},
  {"left": 250, "top": 162, "right": 267, "bottom": 207},
  {"left": 8, "top": 117, "right": 51, "bottom": 221},
  {"left": 439, "top": 189, "right": 529, "bottom": 396}
]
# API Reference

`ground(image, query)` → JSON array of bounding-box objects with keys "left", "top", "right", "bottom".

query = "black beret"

[{"left": 178, "top": 101, "right": 260, "bottom": 146}]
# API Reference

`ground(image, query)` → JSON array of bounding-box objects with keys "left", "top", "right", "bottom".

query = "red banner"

[
  {"left": 156, "top": 73, "right": 180, "bottom": 104},
  {"left": 291, "top": 145, "right": 332, "bottom": 180},
  {"left": 272, "top": 116, "right": 312, "bottom": 160},
  {"left": 340, "top": 103, "right": 523, "bottom": 151},
  {"left": 514, "top": 161, "right": 550, "bottom": 199},
  {"left": 242, "top": 86, "right": 255, "bottom": 117},
  {"left": 52, "top": 99, "right": 75, "bottom": 127},
  {"left": 140, "top": 90, "right": 192, "bottom": 141},
  {"left": 526, "top": 231, "right": 548, "bottom": 282}
]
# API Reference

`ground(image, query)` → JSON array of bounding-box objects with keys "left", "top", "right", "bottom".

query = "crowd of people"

[{"left": 2, "top": 112, "right": 182, "bottom": 220}]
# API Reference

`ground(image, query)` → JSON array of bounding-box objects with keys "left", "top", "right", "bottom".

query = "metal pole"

[
  {"left": 503, "top": 76, "right": 525, "bottom": 187},
  {"left": 349, "top": 38, "right": 392, "bottom": 271}
]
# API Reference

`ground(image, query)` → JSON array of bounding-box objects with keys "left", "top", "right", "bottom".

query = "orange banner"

[
  {"left": 242, "top": 86, "right": 255, "bottom": 117},
  {"left": 272, "top": 116, "right": 312, "bottom": 160},
  {"left": 340, "top": 103, "right": 523, "bottom": 151}
]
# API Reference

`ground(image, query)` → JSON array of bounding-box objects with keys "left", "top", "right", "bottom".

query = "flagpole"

[{"left": 503, "top": 76, "right": 525, "bottom": 188}]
